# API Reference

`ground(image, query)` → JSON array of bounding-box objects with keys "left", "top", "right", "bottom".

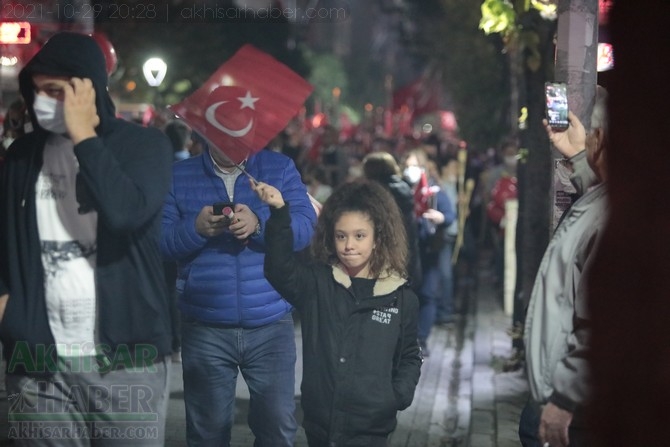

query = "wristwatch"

[{"left": 253, "top": 221, "right": 261, "bottom": 237}]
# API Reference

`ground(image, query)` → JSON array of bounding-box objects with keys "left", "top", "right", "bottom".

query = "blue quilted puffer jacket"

[{"left": 161, "top": 148, "right": 317, "bottom": 327}]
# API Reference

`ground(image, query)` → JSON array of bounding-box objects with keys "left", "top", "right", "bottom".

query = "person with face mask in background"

[
  {"left": 402, "top": 148, "right": 455, "bottom": 357},
  {"left": 0, "top": 32, "right": 174, "bottom": 445}
]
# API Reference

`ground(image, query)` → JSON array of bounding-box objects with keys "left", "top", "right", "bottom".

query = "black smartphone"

[
  {"left": 213, "top": 202, "right": 236, "bottom": 225},
  {"left": 545, "top": 82, "right": 569, "bottom": 130}
]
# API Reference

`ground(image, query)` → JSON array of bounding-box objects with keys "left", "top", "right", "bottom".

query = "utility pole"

[{"left": 555, "top": 0, "right": 599, "bottom": 123}]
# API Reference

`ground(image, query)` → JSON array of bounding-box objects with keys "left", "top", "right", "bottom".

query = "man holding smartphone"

[
  {"left": 545, "top": 82, "right": 598, "bottom": 198},
  {"left": 520, "top": 86, "right": 609, "bottom": 447},
  {"left": 161, "top": 140, "right": 317, "bottom": 446}
]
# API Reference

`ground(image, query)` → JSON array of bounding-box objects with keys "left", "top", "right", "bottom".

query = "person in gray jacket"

[{"left": 519, "top": 86, "right": 609, "bottom": 447}]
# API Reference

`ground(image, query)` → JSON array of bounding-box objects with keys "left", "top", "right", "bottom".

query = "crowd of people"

[{"left": 0, "top": 29, "right": 612, "bottom": 447}]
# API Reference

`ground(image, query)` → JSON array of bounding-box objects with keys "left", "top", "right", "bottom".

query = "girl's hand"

[
  {"left": 251, "top": 179, "right": 285, "bottom": 208},
  {"left": 422, "top": 208, "right": 445, "bottom": 225}
]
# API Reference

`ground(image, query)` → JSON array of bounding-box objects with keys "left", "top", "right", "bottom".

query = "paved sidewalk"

[
  {"left": 0, "top": 265, "right": 530, "bottom": 447},
  {"left": 467, "top": 275, "right": 529, "bottom": 447}
]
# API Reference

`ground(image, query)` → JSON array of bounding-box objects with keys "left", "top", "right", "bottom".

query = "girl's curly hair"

[{"left": 311, "top": 179, "right": 408, "bottom": 279}]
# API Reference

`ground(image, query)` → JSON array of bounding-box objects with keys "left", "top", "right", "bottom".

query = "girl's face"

[{"left": 334, "top": 211, "right": 376, "bottom": 278}]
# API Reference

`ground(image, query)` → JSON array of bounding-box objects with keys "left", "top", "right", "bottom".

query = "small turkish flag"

[
  {"left": 169, "top": 44, "right": 313, "bottom": 164},
  {"left": 413, "top": 171, "right": 433, "bottom": 218}
]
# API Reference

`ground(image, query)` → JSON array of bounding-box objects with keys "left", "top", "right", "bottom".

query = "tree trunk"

[{"left": 511, "top": 11, "right": 556, "bottom": 355}]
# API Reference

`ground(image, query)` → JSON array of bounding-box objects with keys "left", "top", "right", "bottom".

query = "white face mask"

[
  {"left": 33, "top": 95, "right": 67, "bottom": 134},
  {"left": 2, "top": 137, "right": 15, "bottom": 150},
  {"left": 403, "top": 165, "right": 423, "bottom": 185},
  {"left": 503, "top": 155, "right": 518, "bottom": 169}
]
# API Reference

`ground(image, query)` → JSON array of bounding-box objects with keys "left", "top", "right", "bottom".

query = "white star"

[{"left": 238, "top": 91, "right": 259, "bottom": 110}]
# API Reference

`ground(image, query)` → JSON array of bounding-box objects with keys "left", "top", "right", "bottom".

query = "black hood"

[{"left": 19, "top": 32, "right": 116, "bottom": 134}]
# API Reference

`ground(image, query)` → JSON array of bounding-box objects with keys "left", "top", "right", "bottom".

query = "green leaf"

[{"left": 479, "top": 0, "right": 517, "bottom": 35}]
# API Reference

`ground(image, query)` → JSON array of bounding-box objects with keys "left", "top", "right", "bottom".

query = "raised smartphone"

[{"left": 545, "top": 82, "right": 569, "bottom": 130}]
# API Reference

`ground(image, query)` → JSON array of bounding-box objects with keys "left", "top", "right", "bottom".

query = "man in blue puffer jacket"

[{"left": 161, "top": 142, "right": 316, "bottom": 446}]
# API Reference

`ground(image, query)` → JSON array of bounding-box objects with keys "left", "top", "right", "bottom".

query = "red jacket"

[{"left": 487, "top": 175, "right": 518, "bottom": 227}]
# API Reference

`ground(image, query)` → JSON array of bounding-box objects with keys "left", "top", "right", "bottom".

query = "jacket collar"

[{"left": 331, "top": 265, "right": 407, "bottom": 296}]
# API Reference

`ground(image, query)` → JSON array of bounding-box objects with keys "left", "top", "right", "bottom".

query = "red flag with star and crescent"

[
  {"left": 168, "top": 44, "right": 313, "bottom": 164},
  {"left": 413, "top": 171, "right": 433, "bottom": 218}
]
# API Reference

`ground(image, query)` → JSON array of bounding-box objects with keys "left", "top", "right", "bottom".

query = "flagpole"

[
  {"left": 452, "top": 178, "right": 474, "bottom": 265},
  {"left": 176, "top": 120, "right": 260, "bottom": 185},
  {"left": 235, "top": 163, "right": 259, "bottom": 186},
  {"left": 452, "top": 146, "right": 469, "bottom": 265}
]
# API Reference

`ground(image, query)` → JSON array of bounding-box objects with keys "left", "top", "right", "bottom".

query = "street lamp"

[
  {"left": 143, "top": 57, "right": 167, "bottom": 109},
  {"left": 142, "top": 57, "right": 167, "bottom": 87}
]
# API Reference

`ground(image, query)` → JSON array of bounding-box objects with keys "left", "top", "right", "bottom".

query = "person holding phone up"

[
  {"left": 519, "top": 86, "right": 609, "bottom": 447},
  {"left": 544, "top": 82, "right": 598, "bottom": 198},
  {"left": 161, "top": 141, "right": 317, "bottom": 446}
]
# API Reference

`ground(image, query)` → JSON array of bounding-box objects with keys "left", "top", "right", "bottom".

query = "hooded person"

[{"left": 0, "top": 32, "right": 174, "bottom": 445}]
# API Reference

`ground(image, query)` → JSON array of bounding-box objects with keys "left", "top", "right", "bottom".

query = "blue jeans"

[
  {"left": 519, "top": 399, "right": 542, "bottom": 447},
  {"left": 436, "top": 240, "right": 455, "bottom": 322},
  {"left": 418, "top": 260, "right": 440, "bottom": 343},
  {"left": 6, "top": 356, "right": 171, "bottom": 446},
  {"left": 181, "top": 313, "right": 297, "bottom": 447},
  {"left": 418, "top": 240, "right": 455, "bottom": 343}
]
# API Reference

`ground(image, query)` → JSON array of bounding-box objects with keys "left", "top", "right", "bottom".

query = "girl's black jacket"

[{"left": 264, "top": 204, "right": 422, "bottom": 445}]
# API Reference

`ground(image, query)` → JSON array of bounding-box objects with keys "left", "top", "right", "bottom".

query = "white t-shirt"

[{"left": 36, "top": 134, "right": 98, "bottom": 357}]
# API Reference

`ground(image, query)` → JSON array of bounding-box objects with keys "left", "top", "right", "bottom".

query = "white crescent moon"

[{"left": 205, "top": 101, "right": 254, "bottom": 137}]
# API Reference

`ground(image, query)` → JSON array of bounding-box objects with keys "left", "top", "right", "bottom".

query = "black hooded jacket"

[{"left": 0, "top": 32, "right": 173, "bottom": 374}]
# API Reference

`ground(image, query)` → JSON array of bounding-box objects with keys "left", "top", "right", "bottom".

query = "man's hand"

[
  {"left": 543, "top": 111, "right": 586, "bottom": 159},
  {"left": 539, "top": 402, "right": 573, "bottom": 447},
  {"left": 63, "top": 78, "right": 99, "bottom": 144},
  {"left": 227, "top": 204, "right": 260, "bottom": 240},
  {"left": 195, "top": 206, "right": 230, "bottom": 238},
  {"left": 0, "top": 293, "right": 9, "bottom": 323}
]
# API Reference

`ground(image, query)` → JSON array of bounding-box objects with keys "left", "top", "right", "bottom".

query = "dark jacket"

[
  {"left": 0, "top": 32, "right": 173, "bottom": 374},
  {"left": 418, "top": 181, "right": 456, "bottom": 265},
  {"left": 161, "top": 148, "right": 317, "bottom": 326},
  {"left": 383, "top": 174, "right": 422, "bottom": 291},
  {"left": 264, "top": 204, "right": 422, "bottom": 445}
]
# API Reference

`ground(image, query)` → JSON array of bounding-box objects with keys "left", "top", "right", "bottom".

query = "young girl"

[{"left": 252, "top": 179, "right": 422, "bottom": 447}]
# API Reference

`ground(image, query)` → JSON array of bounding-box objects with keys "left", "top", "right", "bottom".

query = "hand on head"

[
  {"left": 251, "top": 179, "right": 285, "bottom": 209},
  {"left": 63, "top": 77, "right": 99, "bottom": 144},
  {"left": 543, "top": 111, "right": 586, "bottom": 158}
]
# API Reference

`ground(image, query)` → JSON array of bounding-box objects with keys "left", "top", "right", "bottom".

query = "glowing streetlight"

[{"left": 142, "top": 57, "right": 167, "bottom": 87}]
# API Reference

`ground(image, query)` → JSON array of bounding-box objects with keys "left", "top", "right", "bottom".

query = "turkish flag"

[
  {"left": 413, "top": 171, "right": 434, "bottom": 218},
  {"left": 169, "top": 44, "right": 313, "bottom": 164},
  {"left": 392, "top": 76, "right": 441, "bottom": 120}
]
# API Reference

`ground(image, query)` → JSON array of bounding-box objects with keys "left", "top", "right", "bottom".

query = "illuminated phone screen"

[{"left": 545, "top": 82, "right": 569, "bottom": 130}]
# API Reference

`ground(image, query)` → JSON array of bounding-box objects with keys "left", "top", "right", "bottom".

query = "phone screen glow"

[{"left": 545, "top": 83, "right": 569, "bottom": 129}]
